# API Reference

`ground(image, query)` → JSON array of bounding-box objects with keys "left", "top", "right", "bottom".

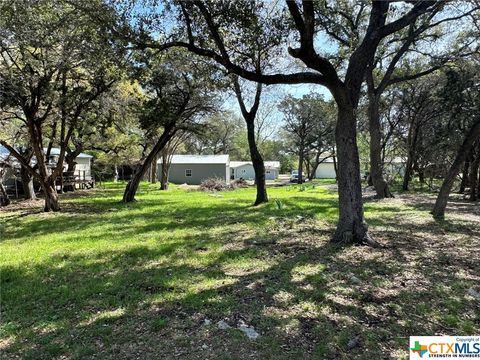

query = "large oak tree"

[
  {"left": 127, "top": 0, "right": 457, "bottom": 245},
  {"left": 0, "top": 0, "right": 123, "bottom": 211}
]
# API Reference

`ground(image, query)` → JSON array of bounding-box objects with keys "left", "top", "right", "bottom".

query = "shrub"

[{"left": 199, "top": 177, "right": 231, "bottom": 192}]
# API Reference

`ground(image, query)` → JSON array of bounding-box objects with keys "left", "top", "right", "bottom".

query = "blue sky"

[{"left": 126, "top": 1, "right": 336, "bottom": 137}]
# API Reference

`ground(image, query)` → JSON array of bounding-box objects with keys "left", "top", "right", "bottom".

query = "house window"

[
  {"left": 185, "top": 169, "right": 192, "bottom": 177},
  {"left": 242, "top": 169, "right": 246, "bottom": 173},
  {"left": 266, "top": 170, "right": 271, "bottom": 174}
]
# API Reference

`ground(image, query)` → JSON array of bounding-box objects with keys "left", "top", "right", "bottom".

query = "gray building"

[
  {"left": 158, "top": 155, "right": 230, "bottom": 185},
  {"left": 230, "top": 161, "right": 280, "bottom": 180}
]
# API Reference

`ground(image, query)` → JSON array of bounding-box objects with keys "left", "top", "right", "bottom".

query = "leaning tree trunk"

[
  {"left": 160, "top": 154, "right": 169, "bottom": 190},
  {"left": 333, "top": 102, "right": 376, "bottom": 246},
  {"left": 20, "top": 166, "right": 36, "bottom": 200},
  {"left": 432, "top": 120, "right": 480, "bottom": 219},
  {"left": 246, "top": 119, "right": 268, "bottom": 205},
  {"left": 368, "top": 96, "right": 393, "bottom": 198},
  {"left": 469, "top": 142, "right": 480, "bottom": 201},
  {"left": 123, "top": 126, "right": 175, "bottom": 202}
]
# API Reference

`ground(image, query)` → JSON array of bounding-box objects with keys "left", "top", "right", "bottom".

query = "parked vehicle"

[{"left": 290, "top": 170, "right": 299, "bottom": 183}]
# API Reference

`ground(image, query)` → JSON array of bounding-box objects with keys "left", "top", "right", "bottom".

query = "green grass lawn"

[{"left": 1, "top": 182, "right": 479, "bottom": 359}]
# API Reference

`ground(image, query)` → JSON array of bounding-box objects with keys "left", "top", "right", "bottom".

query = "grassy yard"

[{"left": 1, "top": 181, "right": 479, "bottom": 359}]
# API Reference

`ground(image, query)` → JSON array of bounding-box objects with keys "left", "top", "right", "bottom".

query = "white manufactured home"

[
  {"left": 230, "top": 161, "right": 280, "bottom": 180},
  {"left": 47, "top": 148, "right": 93, "bottom": 180},
  {"left": 315, "top": 158, "right": 337, "bottom": 179},
  {"left": 0, "top": 146, "right": 94, "bottom": 195},
  {"left": 157, "top": 155, "right": 230, "bottom": 185},
  {"left": 315, "top": 156, "right": 406, "bottom": 180},
  {"left": 0, "top": 146, "right": 93, "bottom": 178}
]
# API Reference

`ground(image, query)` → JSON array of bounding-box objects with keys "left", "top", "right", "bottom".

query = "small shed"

[
  {"left": 230, "top": 161, "right": 280, "bottom": 180},
  {"left": 158, "top": 154, "right": 230, "bottom": 185}
]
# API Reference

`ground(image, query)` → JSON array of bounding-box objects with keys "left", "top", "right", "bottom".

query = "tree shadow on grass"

[
  {"left": 2, "top": 215, "right": 479, "bottom": 359},
  {"left": 2, "top": 187, "right": 479, "bottom": 359},
  {"left": 1, "top": 194, "right": 339, "bottom": 244},
  {"left": 397, "top": 192, "right": 480, "bottom": 217}
]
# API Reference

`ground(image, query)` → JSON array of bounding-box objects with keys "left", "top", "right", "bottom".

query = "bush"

[{"left": 199, "top": 177, "right": 231, "bottom": 192}]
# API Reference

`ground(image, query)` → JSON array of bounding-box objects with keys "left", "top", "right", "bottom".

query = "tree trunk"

[
  {"left": 113, "top": 164, "right": 119, "bottom": 182},
  {"left": 402, "top": 121, "right": 418, "bottom": 191},
  {"left": 305, "top": 158, "right": 311, "bottom": 181},
  {"left": 402, "top": 156, "right": 414, "bottom": 191},
  {"left": 418, "top": 169, "right": 425, "bottom": 185},
  {"left": 150, "top": 156, "right": 157, "bottom": 184},
  {"left": 432, "top": 120, "right": 480, "bottom": 219},
  {"left": 20, "top": 166, "right": 36, "bottom": 200},
  {"left": 368, "top": 94, "right": 393, "bottom": 198},
  {"left": 160, "top": 154, "right": 169, "bottom": 190},
  {"left": 332, "top": 102, "right": 376, "bottom": 246},
  {"left": 459, "top": 159, "right": 469, "bottom": 194},
  {"left": 42, "top": 180, "right": 60, "bottom": 212},
  {"left": 310, "top": 156, "right": 320, "bottom": 180},
  {"left": 332, "top": 152, "right": 337, "bottom": 182},
  {"left": 66, "top": 157, "right": 77, "bottom": 172},
  {"left": 298, "top": 149, "right": 304, "bottom": 185},
  {"left": 246, "top": 119, "right": 268, "bottom": 205},
  {"left": 29, "top": 120, "right": 62, "bottom": 212},
  {"left": 309, "top": 166, "right": 317, "bottom": 180},
  {"left": 478, "top": 166, "right": 480, "bottom": 197},
  {"left": 0, "top": 182, "right": 10, "bottom": 206},
  {"left": 123, "top": 126, "right": 176, "bottom": 202},
  {"left": 469, "top": 142, "right": 480, "bottom": 201}
]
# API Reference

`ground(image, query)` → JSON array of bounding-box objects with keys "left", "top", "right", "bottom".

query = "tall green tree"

[
  {"left": 432, "top": 61, "right": 480, "bottom": 218},
  {"left": 122, "top": 52, "right": 218, "bottom": 202},
  {"left": 0, "top": 0, "right": 123, "bottom": 211},
  {"left": 364, "top": 6, "right": 476, "bottom": 198},
  {"left": 279, "top": 94, "right": 332, "bottom": 184},
  {"left": 129, "top": 0, "right": 467, "bottom": 245}
]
